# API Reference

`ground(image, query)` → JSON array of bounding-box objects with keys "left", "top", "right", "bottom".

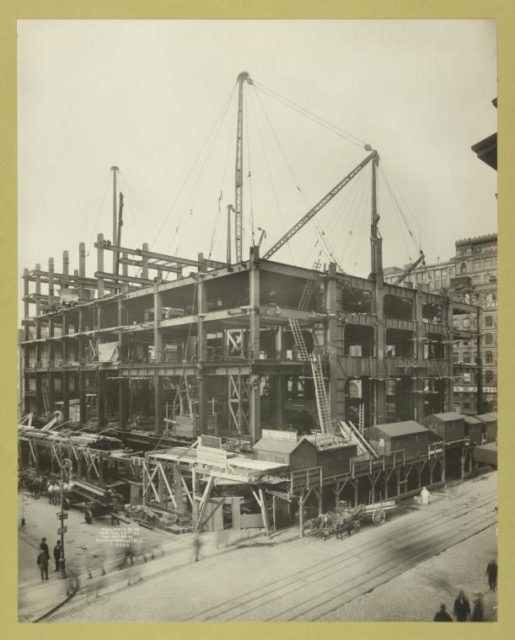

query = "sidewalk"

[{"left": 18, "top": 489, "right": 297, "bottom": 622}]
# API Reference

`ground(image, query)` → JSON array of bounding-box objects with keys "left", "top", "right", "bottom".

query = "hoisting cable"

[
  {"left": 168, "top": 87, "right": 236, "bottom": 256},
  {"left": 245, "top": 90, "right": 256, "bottom": 247},
  {"left": 152, "top": 81, "right": 237, "bottom": 249},
  {"left": 379, "top": 164, "right": 438, "bottom": 261},
  {"left": 248, "top": 85, "right": 296, "bottom": 265},
  {"left": 319, "top": 167, "right": 365, "bottom": 266},
  {"left": 338, "top": 165, "right": 370, "bottom": 266},
  {"left": 252, "top": 86, "right": 343, "bottom": 270},
  {"left": 119, "top": 169, "right": 159, "bottom": 235},
  {"left": 254, "top": 81, "right": 367, "bottom": 149},
  {"left": 80, "top": 170, "right": 111, "bottom": 245}
]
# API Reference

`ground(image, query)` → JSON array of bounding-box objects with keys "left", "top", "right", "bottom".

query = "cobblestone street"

[{"left": 27, "top": 471, "right": 498, "bottom": 623}]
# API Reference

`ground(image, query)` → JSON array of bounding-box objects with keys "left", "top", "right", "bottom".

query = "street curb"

[{"left": 30, "top": 578, "right": 79, "bottom": 623}]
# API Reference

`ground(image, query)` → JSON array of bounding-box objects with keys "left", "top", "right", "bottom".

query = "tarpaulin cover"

[{"left": 98, "top": 342, "right": 119, "bottom": 362}]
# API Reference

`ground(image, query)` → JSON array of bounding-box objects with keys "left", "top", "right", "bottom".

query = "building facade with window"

[{"left": 384, "top": 233, "right": 497, "bottom": 414}]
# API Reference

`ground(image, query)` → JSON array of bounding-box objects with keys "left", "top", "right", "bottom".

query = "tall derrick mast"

[{"left": 234, "top": 71, "right": 253, "bottom": 262}]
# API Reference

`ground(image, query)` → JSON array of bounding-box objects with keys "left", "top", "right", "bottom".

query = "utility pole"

[
  {"left": 234, "top": 71, "right": 253, "bottom": 263},
  {"left": 57, "top": 458, "right": 72, "bottom": 578},
  {"left": 111, "top": 166, "right": 119, "bottom": 275}
]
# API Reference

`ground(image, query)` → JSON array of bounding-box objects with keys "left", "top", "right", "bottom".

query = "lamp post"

[{"left": 58, "top": 458, "right": 72, "bottom": 579}]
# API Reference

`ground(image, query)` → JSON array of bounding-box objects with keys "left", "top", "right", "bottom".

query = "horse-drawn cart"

[{"left": 303, "top": 499, "right": 397, "bottom": 540}]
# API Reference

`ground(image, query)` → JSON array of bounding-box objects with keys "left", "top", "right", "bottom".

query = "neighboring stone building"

[{"left": 384, "top": 233, "right": 497, "bottom": 414}]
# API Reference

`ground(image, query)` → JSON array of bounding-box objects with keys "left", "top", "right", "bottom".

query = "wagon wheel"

[{"left": 372, "top": 508, "right": 386, "bottom": 526}]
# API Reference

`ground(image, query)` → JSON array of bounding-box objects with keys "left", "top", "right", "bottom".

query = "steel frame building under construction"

[{"left": 18, "top": 72, "right": 489, "bottom": 533}]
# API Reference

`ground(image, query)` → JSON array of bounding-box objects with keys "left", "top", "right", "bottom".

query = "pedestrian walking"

[
  {"left": 192, "top": 532, "right": 202, "bottom": 562},
  {"left": 420, "top": 486, "right": 431, "bottom": 505},
  {"left": 40, "top": 537, "right": 49, "bottom": 558},
  {"left": 37, "top": 549, "right": 49, "bottom": 581},
  {"left": 453, "top": 589, "right": 471, "bottom": 621},
  {"left": 471, "top": 592, "right": 484, "bottom": 621},
  {"left": 486, "top": 559, "right": 497, "bottom": 591},
  {"left": 53, "top": 540, "right": 62, "bottom": 572},
  {"left": 433, "top": 604, "right": 453, "bottom": 621}
]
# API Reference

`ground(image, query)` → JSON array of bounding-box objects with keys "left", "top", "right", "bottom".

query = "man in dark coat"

[
  {"left": 40, "top": 537, "right": 49, "bottom": 557},
  {"left": 434, "top": 604, "right": 453, "bottom": 621},
  {"left": 471, "top": 593, "right": 484, "bottom": 621},
  {"left": 453, "top": 590, "right": 471, "bottom": 621},
  {"left": 37, "top": 549, "right": 49, "bottom": 580},
  {"left": 487, "top": 559, "right": 498, "bottom": 591},
  {"left": 53, "top": 540, "right": 62, "bottom": 572}
]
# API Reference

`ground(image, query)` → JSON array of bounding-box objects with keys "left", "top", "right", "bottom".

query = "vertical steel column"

[
  {"left": 413, "top": 289, "right": 426, "bottom": 421},
  {"left": 117, "top": 298, "right": 128, "bottom": 429},
  {"left": 111, "top": 166, "right": 119, "bottom": 275},
  {"left": 97, "top": 233, "right": 105, "bottom": 298},
  {"left": 48, "top": 258, "right": 55, "bottom": 308},
  {"left": 197, "top": 275, "right": 207, "bottom": 434},
  {"left": 249, "top": 246, "right": 261, "bottom": 442},
  {"left": 79, "top": 241, "right": 86, "bottom": 300},
  {"left": 35, "top": 263, "right": 41, "bottom": 317},
  {"left": 326, "top": 262, "right": 340, "bottom": 429},
  {"left": 153, "top": 283, "right": 163, "bottom": 435}
]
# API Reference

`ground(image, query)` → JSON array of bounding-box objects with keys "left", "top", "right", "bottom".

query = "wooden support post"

[
  {"left": 316, "top": 487, "right": 323, "bottom": 516},
  {"left": 299, "top": 491, "right": 305, "bottom": 537},
  {"left": 191, "top": 469, "right": 199, "bottom": 525},
  {"left": 354, "top": 479, "right": 359, "bottom": 507},
  {"left": 258, "top": 486, "right": 270, "bottom": 536},
  {"left": 272, "top": 494, "right": 277, "bottom": 530},
  {"left": 173, "top": 464, "right": 186, "bottom": 514}
]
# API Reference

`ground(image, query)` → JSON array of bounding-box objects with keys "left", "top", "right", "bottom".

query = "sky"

[{"left": 18, "top": 20, "right": 497, "bottom": 301}]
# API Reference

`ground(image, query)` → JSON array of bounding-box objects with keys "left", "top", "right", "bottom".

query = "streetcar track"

[
  {"left": 191, "top": 491, "right": 495, "bottom": 621},
  {"left": 47, "top": 486, "right": 496, "bottom": 622},
  {"left": 286, "top": 521, "right": 496, "bottom": 621},
  {"left": 208, "top": 510, "right": 495, "bottom": 621}
]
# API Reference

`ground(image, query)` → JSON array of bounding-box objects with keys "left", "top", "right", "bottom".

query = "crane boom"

[
  {"left": 395, "top": 250, "right": 425, "bottom": 284},
  {"left": 262, "top": 150, "right": 378, "bottom": 260}
]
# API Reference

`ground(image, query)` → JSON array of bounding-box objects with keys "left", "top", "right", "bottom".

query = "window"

[
  {"left": 463, "top": 353, "right": 471, "bottom": 364},
  {"left": 485, "top": 333, "right": 493, "bottom": 346},
  {"left": 460, "top": 263, "right": 467, "bottom": 274},
  {"left": 485, "top": 370, "right": 494, "bottom": 384},
  {"left": 485, "top": 316, "right": 493, "bottom": 328},
  {"left": 485, "top": 352, "right": 493, "bottom": 364}
]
